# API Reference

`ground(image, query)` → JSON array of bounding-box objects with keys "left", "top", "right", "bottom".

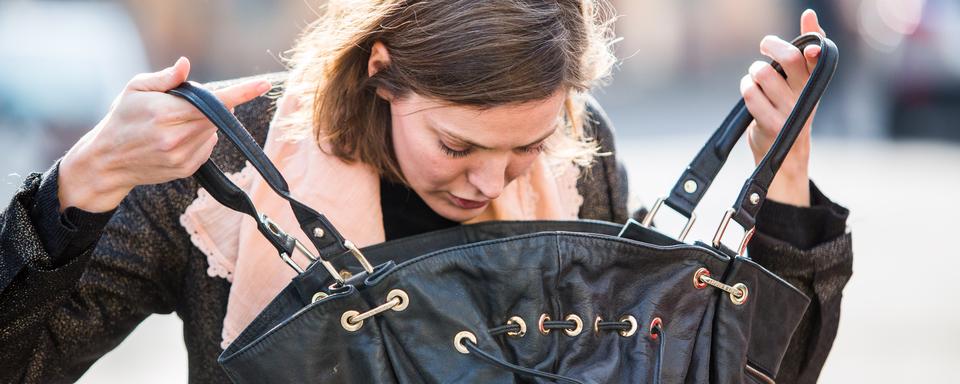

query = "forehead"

[{"left": 393, "top": 90, "right": 567, "bottom": 148}]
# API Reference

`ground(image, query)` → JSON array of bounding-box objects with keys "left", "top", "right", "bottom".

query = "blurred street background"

[{"left": 1, "top": 0, "right": 958, "bottom": 382}]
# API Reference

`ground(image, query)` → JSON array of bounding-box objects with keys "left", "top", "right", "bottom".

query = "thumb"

[
  {"left": 127, "top": 56, "right": 191, "bottom": 92},
  {"left": 800, "top": 9, "right": 826, "bottom": 37}
]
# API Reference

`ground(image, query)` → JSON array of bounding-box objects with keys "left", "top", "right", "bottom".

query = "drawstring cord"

[{"left": 455, "top": 316, "right": 666, "bottom": 383}]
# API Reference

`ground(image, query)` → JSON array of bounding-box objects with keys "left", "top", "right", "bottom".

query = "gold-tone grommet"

[
  {"left": 649, "top": 317, "right": 663, "bottom": 340},
  {"left": 619, "top": 315, "right": 638, "bottom": 337},
  {"left": 454, "top": 331, "right": 477, "bottom": 354},
  {"left": 564, "top": 314, "right": 583, "bottom": 336},
  {"left": 730, "top": 283, "right": 749, "bottom": 305},
  {"left": 387, "top": 289, "right": 409, "bottom": 311},
  {"left": 341, "top": 310, "right": 362, "bottom": 332},
  {"left": 506, "top": 316, "right": 527, "bottom": 337},
  {"left": 311, "top": 291, "right": 328, "bottom": 303},
  {"left": 538, "top": 314, "right": 551, "bottom": 335},
  {"left": 693, "top": 268, "right": 710, "bottom": 289},
  {"left": 593, "top": 316, "right": 603, "bottom": 335}
]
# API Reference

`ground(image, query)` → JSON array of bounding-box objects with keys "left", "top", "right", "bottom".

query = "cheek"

[
  {"left": 505, "top": 154, "right": 540, "bottom": 181},
  {"left": 392, "top": 122, "right": 463, "bottom": 190}
]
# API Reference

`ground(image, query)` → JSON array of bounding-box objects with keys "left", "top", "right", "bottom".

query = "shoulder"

[{"left": 576, "top": 94, "right": 631, "bottom": 223}]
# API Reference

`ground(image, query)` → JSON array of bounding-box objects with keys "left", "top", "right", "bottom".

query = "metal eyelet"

[
  {"left": 387, "top": 289, "right": 409, "bottom": 311},
  {"left": 693, "top": 267, "right": 710, "bottom": 289},
  {"left": 340, "top": 289, "right": 408, "bottom": 332},
  {"left": 564, "top": 314, "right": 583, "bottom": 336},
  {"left": 538, "top": 314, "right": 551, "bottom": 335},
  {"left": 506, "top": 316, "right": 527, "bottom": 337},
  {"left": 619, "top": 315, "right": 638, "bottom": 337},
  {"left": 341, "top": 310, "right": 362, "bottom": 331},
  {"left": 649, "top": 317, "right": 663, "bottom": 340},
  {"left": 730, "top": 283, "right": 749, "bottom": 305},
  {"left": 311, "top": 291, "right": 328, "bottom": 303},
  {"left": 454, "top": 331, "right": 477, "bottom": 354}
]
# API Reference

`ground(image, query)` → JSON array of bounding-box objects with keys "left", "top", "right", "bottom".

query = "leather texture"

[
  {"left": 661, "top": 34, "right": 838, "bottom": 231},
  {"left": 169, "top": 83, "right": 353, "bottom": 259},
  {"left": 162, "top": 34, "right": 837, "bottom": 383}
]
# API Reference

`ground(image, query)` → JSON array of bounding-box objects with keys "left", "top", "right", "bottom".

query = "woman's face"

[{"left": 388, "top": 90, "right": 566, "bottom": 222}]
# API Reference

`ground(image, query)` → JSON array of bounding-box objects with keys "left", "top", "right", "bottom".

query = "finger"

[
  {"left": 800, "top": 9, "right": 826, "bottom": 75},
  {"left": 760, "top": 35, "right": 809, "bottom": 91},
  {"left": 180, "top": 126, "right": 220, "bottom": 176},
  {"left": 748, "top": 61, "right": 793, "bottom": 111},
  {"left": 213, "top": 80, "right": 273, "bottom": 111},
  {"left": 800, "top": 9, "right": 826, "bottom": 37},
  {"left": 127, "top": 57, "right": 191, "bottom": 92},
  {"left": 740, "top": 74, "right": 780, "bottom": 134},
  {"left": 803, "top": 45, "right": 821, "bottom": 76}
]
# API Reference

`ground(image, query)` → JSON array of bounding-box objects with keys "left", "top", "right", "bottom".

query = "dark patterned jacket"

[{"left": 0, "top": 73, "right": 852, "bottom": 383}]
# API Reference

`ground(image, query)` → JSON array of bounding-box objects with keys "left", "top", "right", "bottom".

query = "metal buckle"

[
  {"left": 711, "top": 209, "right": 756, "bottom": 256},
  {"left": 260, "top": 214, "right": 346, "bottom": 283},
  {"left": 343, "top": 240, "right": 375, "bottom": 274},
  {"left": 640, "top": 197, "right": 697, "bottom": 241}
]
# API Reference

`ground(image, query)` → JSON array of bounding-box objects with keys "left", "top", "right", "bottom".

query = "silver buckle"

[
  {"left": 711, "top": 209, "right": 756, "bottom": 256},
  {"left": 640, "top": 197, "right": 696, "bottom": 241},
  {"left": 260, "top": 214, "right": 375, "bottom": 282},
  {"left": 260, "top": 215, "right": 344, "bottom": 283}
]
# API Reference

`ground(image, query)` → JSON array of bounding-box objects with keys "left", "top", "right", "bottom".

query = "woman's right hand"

[{"left": 57, "top": 57, "right": 272, "bottom": 213}]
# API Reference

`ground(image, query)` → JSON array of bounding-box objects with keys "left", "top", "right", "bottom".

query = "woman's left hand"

[{"left": 740, "top": 9, "right": 826, "bottom": 207}]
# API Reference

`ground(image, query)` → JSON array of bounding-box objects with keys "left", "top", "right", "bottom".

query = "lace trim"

[{"left": 179, "top": 164, "right": 256, "bottom": 282}]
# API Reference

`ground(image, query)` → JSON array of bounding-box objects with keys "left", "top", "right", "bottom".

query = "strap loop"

[{"left": 167, "top": 82, "right": 375, "bottom": 279}]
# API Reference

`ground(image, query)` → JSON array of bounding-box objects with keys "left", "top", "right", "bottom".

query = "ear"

[{"left": 368, "top": 41, "right": 395, "bottom": 100}]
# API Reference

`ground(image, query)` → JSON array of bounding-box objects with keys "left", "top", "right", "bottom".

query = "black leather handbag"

[{"left": 169, "top": 33, "right": 837, "bottom": 383}]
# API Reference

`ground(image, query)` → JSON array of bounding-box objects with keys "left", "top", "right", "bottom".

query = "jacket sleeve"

[{"left": 0, "top": 164, "right": 190, "bottom": 383}]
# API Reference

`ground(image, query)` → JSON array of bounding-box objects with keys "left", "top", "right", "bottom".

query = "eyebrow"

[{"left": 436, "top": 124, "right": 556, "bottom": 150}]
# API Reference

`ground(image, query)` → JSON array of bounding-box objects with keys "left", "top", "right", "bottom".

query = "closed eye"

[{"left": 439, "top": 141, "right": 473, "bottom": 158}]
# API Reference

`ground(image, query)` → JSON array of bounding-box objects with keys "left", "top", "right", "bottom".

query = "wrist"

[
  {"left": 766, "top": 169, "right": 810, "bottom": 207},
  {"left": 58, "top": 140, "right": 131, "bottom": 213}
]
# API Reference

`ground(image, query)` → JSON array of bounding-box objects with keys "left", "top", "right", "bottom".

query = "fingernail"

[{"left": 257, "top": 81, "right": 271, "bottom": 93}]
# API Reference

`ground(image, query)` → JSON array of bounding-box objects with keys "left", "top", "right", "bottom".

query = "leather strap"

[
  {"left": 193, "top": 160, "right": 297, "bottom": 258},
  {"left": 661, "top": 33, "right": 838, "bottom": 230},
  {"left": 731, "top": 34, "right": 837, "bottom": 229},
  {"left": 167, "top": 83, "right": 353, "bottom": 260}
]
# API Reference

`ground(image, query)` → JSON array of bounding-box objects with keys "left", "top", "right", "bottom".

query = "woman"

[{"left": 0, "top": 1, "right": 850, "bottom": 383}]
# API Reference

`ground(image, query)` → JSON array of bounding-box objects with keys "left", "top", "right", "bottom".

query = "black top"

[{"left": 380, "top": 178, "right": 458, "bottom": 241}]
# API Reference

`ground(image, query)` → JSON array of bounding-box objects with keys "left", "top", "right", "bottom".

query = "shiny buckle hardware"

[
  {"left": 711, "top": 209, "right": 756, "bottom": 256},
  {"left": 640, "top": 197, "right": 697, "bottom": 241},
  {"left": 260, "top": 214, "right": 346, "bottom": 283},
  {"left": 343, "top": 240, "right": 375, "bottom": 275}
]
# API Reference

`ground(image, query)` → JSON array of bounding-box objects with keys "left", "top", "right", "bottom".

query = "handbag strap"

[
  {"left": 167, "top": 83, "right": 374, "bottom": 281},
  {"left": 642, "top": 33, "right": 838, "bottom": 247}
]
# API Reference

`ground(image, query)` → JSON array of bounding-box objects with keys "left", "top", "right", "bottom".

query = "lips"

[{"left": 449, "top": 193, "right": 489, "bottom": 209}]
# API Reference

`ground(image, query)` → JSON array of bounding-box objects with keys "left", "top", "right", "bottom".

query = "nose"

[{"left": 467, "top": 156, "right": 509, "bottom": 200}]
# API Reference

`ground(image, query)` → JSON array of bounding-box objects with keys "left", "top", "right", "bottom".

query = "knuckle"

[
  {"left": 125, "top": 73, "right": 148, "bottom": 89},
  {"left": 783, "top": 48, "right": 804, "bottom": 66},
  {"left": 755, "top": 65, "right": 777, "bottom": 84},
  {"left": 167, "top": 149, "right": 188, "bottom": 166},
  {"left": 741, "top": 84, "right": 759, "bottom": 102},
  {"left": 158, "top": 134, "right": 182, "bottom": 152}
]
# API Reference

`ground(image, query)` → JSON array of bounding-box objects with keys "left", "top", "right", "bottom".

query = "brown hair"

[{"left": 278, "top": 0, "right": 617, "bottom": 183}]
